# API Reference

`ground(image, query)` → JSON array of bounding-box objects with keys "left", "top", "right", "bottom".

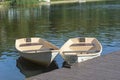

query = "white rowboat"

[
  {"left": 15, "top": 37, "right": 59, "bottom": 67},
  {"left": 60, "top": 37, "right": 102, "bottom": 63}
]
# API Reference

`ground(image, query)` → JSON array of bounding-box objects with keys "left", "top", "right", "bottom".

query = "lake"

[{"left": 0, "top": 1, "right": 120, "bottom": 80}]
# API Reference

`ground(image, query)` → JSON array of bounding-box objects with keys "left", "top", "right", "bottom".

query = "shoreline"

[
  {"left": 40, "top": 0, "right": 109, "bottom": 5},
  {"left": 51, "top": 0, "right": 78, "bottom": 4},
  {"left": 0, "top": 0, "right": 110, "bottom": 7}
]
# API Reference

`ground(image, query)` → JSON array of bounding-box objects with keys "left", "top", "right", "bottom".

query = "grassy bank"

[
  {"left": 0, "top": 1, "right": 11, "bottom": 6},
  {"left": 50, "top": 0, "right": 78, "bottom": 4},
  {"left": 0, "top": 0, "right": 114, "bottom": 7}
]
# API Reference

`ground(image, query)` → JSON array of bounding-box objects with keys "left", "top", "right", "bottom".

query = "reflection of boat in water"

[
  {"left": 16, "top": 57, "right": 58, "bottom": 77},
  {"left": 15, "top": 37, "right": 59, "bottom": 67},
  {"left": 60, "top": 37, "right": 102, "bottom": 64}
]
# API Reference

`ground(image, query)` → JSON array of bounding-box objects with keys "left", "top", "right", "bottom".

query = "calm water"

[{"left": 0, "top": 1, "right": 120, "bottom": 80}]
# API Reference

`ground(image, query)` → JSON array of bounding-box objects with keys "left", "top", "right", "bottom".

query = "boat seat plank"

[
  {"left": 22, "top": 49, "right": 52, "bottom": 53},
  {"left": 22, "top": 48, "right": 54, "bottom": 53},
  {"left": 63, "top": 53, "right": 99, "bottom": 56},
  {"left": 63, "top": 50, "right": 100, "bottom": 54},
  {"left": 70, "top": 43, "right": 95, "bottom": 51},
  {"left": 20, "top": 43, "right": 42, "bottom": 47},
  {"left": 19, "top": 43, "right": 43, "bottom": 51},
  {"left": 70, "top": 43, "right": 94, "bottom": 47},
  {"left": 62, "top": 50, "right": 100, "bottom": 57}
]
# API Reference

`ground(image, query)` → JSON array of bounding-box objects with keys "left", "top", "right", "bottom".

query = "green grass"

[
  {"left": 16, "top": 0, "right": 38, "bottom": 5},
  {"left": 0, "top": 1, "right": 11, "bottom": 6}
]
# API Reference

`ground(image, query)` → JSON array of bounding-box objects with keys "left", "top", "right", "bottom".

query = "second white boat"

[{"left": 60, "top": 37, "right": 102, "bottom": 63}]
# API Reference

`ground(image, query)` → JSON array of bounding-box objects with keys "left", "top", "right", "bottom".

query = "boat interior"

[
  {"left": 60, "top": 37, "right": 101, "bottom": 56},
  {"left": 16, "top": 37, "right": 101, "bottom": 55},
  {"left": 16, "top": 38, "right": 58, "bottom": 53}
]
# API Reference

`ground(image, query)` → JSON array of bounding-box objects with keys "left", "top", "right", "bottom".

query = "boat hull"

[
  {"left": 63, "top": 53, "right": 100, "bottom": 63},
  {"left": 19, "top": 51, "right": 58, "bottom": 67}
]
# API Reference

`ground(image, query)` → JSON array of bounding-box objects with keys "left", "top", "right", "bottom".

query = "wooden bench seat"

[
  {"left": 62, "top": 50, "right": 100, "bottom": 56},
  {"left": 22, "top": 47, "right": 55, "bottom": 53},
  {"left": 20, "top": 43, "right": 42, "bottom": 47},
  {"left": 63, "top": 50, "right": 100, "bottom": 54},
  {"left": 70, "top": 43, "right": 94, "bottom": 47},
  {"left": 22, "top": 49, "right": 52, "bottom": 53},
  {"left": 70, "top": 43, "right": 95, "bottom": 51}
]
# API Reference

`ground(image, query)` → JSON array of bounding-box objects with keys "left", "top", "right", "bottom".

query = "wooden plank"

[
  {"left": 63, "top": 50, "right": 99, "bottom": 53},
  {"left": 20, "top": 43, "right": 42, "bottom": 47}
]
